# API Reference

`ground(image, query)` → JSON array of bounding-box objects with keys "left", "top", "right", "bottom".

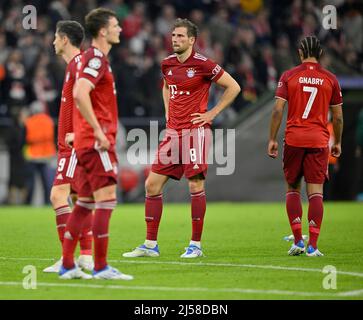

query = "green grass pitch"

[{"left": 0, "top": 202, "right": 362, "bottom": 300}]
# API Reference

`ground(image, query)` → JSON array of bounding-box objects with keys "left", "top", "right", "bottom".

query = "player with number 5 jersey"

[{"left": 268, "top": 36, "right": 343, "bottom": 257}]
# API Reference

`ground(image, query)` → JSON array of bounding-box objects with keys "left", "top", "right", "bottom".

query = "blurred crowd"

[{"left": 0, "top": 0, "right": 362, "bottom": 204}]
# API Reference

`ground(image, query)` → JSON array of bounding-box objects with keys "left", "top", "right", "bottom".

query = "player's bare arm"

[
  {"left": 330, "top": 103, "right": 343, "bottom": 158},
  {"left": 73, "top": 78, "right": 110, "bottom": 150},
  {"left": 268, "top": 98, "right": 286, "bottom": 158},
  {"left": 162, "top": 79, "right": 170, "bottom": 122},
  {"left": 191, "top": 72, "right": 240, "bottom": 126}
]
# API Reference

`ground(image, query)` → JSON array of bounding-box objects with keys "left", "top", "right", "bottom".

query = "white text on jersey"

[
  {"left": 299, "top": 77, "right": 324, "bottom": 85},
  {"left": 169, "top": 84, "right": 190, "bottom": 99}
]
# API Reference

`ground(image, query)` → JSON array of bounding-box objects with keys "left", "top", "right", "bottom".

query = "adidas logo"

[
  {"left": 64, "top": 231, "right": 73, "bottom": 240},
  {"left": 292, "top": 217, "right": 301, "bottom": 224},
  {"left": 309, "top": 220, "right": 317, "bottom": 227},
  {"left": 193, "top": 164, "right": 199, "bottom": 169},
  {"left": 56, "top": 173, "right": 63, "bottom": 180},
  {"left": 167, "top": 70, "right": 172, "bottom": 76}
]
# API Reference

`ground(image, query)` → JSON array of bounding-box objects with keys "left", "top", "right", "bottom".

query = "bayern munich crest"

[{"left": 186, "top": 68, "right": 196, "bottom": 78}]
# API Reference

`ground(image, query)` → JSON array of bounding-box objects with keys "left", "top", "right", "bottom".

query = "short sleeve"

[
  {"left": 202, "top": 59, "right": 224, "bottom": 82},
  {"left": 78, "top": 51, "right": 106, "bottom": 88},
  {"left": 330, "top": 77, "right": 343, "bottom": 106},
  {"left": 161, "top": 61, "right": 166, "bottom": 79},
  {"left": 275, "top": 72, "right": 288, "bottom": 101}
]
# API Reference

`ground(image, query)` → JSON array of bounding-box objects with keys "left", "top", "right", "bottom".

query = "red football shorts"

[
  {"left": 283, "top": 143, "right": 329, "bottom": 185},
  {"left": 151, "top": 127, "right": 212, "bottom": 180},
  {"left": 53, "top": 149, "right": 93, "bottom": 197},
  {"left": 75, "top": 147, "right": 118, "bottom": 193}
]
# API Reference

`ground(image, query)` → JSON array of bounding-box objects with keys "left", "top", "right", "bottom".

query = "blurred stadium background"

[{"left": 0, "top": 0, "right": 362, "bottom": 205}]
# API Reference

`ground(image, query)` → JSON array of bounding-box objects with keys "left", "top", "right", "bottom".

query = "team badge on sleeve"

[
  {"left": 84, "top": 58, "right": 102, "bottom": 78},
  {"left": 88, "top": 58, "right": 102, "bottom": 70}
]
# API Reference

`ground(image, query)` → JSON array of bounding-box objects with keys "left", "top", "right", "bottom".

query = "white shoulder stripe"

[
  {"left": 164, "top": 54, "right": 177, "bottom": 60},
  {"left": 194, "top": 53, "right": 207, "bottom": 61}
]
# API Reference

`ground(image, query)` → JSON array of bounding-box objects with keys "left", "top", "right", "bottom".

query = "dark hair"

[
  {"left": 173, "top": 18, "right": 198, "bottom": 39},
  {"left": 85, "top": 8, "right": 118, "bottom": 38},
  {"left": 299, "top": 36, "right": 322, "bottom": 59},
  {"left": 56, "top": 20, "right": 84, "bottom": 48}
]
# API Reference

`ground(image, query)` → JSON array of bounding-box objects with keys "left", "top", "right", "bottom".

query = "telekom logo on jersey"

[
  {"left": 169, "top": 85, "right": 190, "bottom": 99},
  {"left": 125, "top": 121, "right": 236, "bottom": 176}
]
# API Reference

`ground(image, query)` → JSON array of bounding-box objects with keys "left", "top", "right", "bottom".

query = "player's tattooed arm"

[
  {"left": 268, "top": 98, "right": 286, "bottom": 158},
  {"left": 191, "top": 72, "right": 240, "bottom": 126},
  {"left": 163, "top": 79, "right": 170, "bottom": 122},
  {"left": 73, "top": 78, "right": 110, "bottom": 151}
]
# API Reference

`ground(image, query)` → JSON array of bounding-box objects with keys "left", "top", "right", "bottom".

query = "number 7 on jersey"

[{"left": 302, "top": 86, "right": 318, "bottom": 119}]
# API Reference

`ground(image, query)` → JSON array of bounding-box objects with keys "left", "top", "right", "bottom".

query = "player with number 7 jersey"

[
  {"left": 268, "top": 36, "right": 343, "bottom": 257},
  {"left": 274, "top": 57, "right": 342, "bottom": 148}
]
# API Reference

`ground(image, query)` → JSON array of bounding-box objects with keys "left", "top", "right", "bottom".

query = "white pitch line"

[
  {"left": 115, "top": 260, "right": 363, "bottom": 279},
  {"left": 338, "top": 289, "right": 363, "bottom": 297},
  {"left": 0, "top": 281, "right": 342, "bottom": 298},
  {"left": 2, "top": 256, "right": 363, "bottom": 279}
]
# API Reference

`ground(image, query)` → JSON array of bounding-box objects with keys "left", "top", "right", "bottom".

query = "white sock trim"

[
  {"left": 144, "top": 240, "right": 157, "bottom": 248},
  {"left": 190, "top": 240, "right": 201, "bottom": 248}
]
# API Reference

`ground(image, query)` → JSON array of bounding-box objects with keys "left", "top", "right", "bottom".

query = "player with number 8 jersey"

[
  {"left": 123, "top": 18, "right": 241, "bottom": 259},
  {"left": 268, "top": 36, "right": 343, "bottom": 257}
]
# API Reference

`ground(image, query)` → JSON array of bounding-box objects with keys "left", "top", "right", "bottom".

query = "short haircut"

[
  {"left": 56, "top": 20, "right": 84, "bottom": 48},
  {"left": 299, "top": 36, "right": 322, "bottom": 59},
  {"left": 173, "top": 18, "right": 198, "bottom": 39},
  {"left": 85, "top": 8, "right": 118, "bottom": 38}
]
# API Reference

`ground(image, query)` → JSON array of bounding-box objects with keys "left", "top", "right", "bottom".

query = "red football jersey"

[
  {"left": 58, "top": 53, "right": 81, "bottom": 154},
  {"left": 162, "top": 50, "right": 224, "bottom": 133},
  {"left": 275, "top": 62, "right": 342, "bottom": 148},
  {"left": 74, "top": 46, "right": 118, "bottom": 149}
]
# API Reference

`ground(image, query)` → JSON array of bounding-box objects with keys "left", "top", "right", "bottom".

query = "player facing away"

[
  {"left": 43, "top": 21, "right": 94, "bottom": 274},
  {"left": 59, "top": 8, "right": 133, "bottom": 280},
  {"left": 123, "top": 18, "right": 240, "bottom": 259},
  {"left": 268, "top": 36, "right": 343, "bottom": 256}
]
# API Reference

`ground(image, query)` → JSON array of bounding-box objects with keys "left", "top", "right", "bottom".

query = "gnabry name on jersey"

[{"left": 299, "top": 77, "right": 324, "bottom": 85}]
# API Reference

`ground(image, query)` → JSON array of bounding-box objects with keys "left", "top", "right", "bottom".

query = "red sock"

[
  {"left": 308, "top": 193, "right": 324, "bottom": 249},
  {"left": 93, "top": 199, "right": 116, "bottom": 271},
  {"left": 191, "top": 191, "right": 206, "bottom": 242},
  {"left": 145, "top": 194, "right": 163, "bottom": 241},
  {"left": 62, "top": 203, "right": 91, "bottom": 269},
  {"left": 55, "top": 205, "right": 71, "bottom": 244},
  {"left": 78, "top": 201, "right": 94, "bottom": 256},
  {"left": 286, "top": 191, "right": 303, "bottom": 244}
]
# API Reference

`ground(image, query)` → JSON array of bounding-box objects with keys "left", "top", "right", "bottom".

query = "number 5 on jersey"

[{"left": 302, "top": 86, "right": 318, "bottom": 119}]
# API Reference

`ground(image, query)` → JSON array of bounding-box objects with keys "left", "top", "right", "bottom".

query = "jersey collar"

[{"left": 176, "top": 49, "right": 195, "bottom": 64}]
